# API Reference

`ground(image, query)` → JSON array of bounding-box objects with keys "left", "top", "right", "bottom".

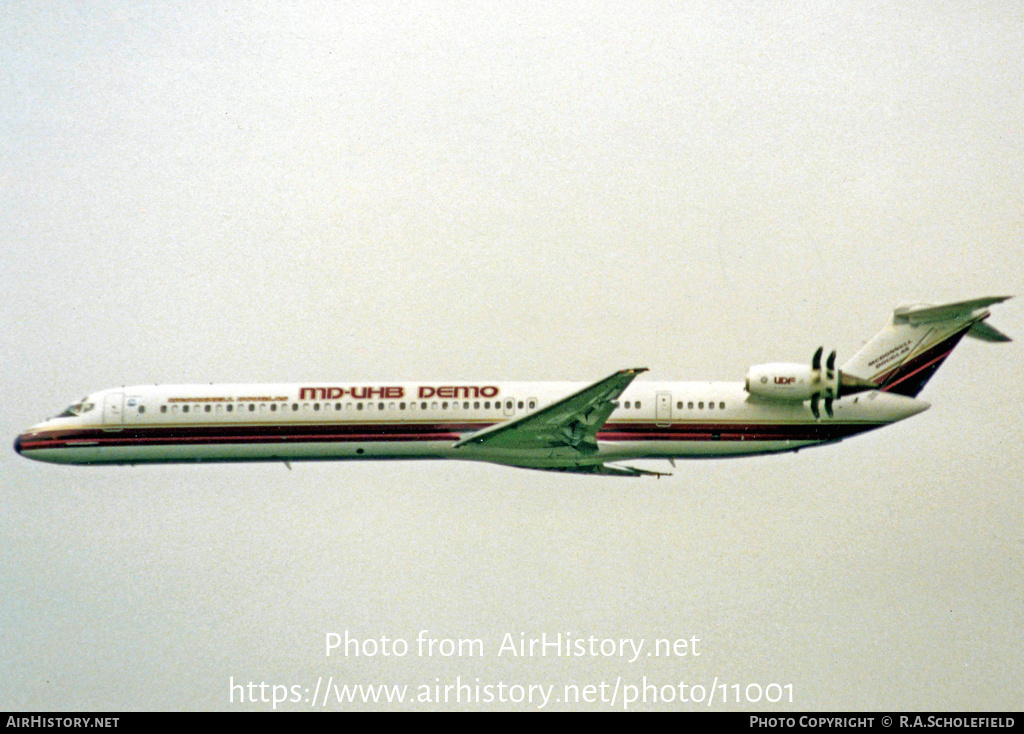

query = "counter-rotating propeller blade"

[{"left": 810, "top": 347, "right": 876, "bottom": 419}]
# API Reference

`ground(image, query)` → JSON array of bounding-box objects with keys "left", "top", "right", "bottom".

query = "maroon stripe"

[
  {"left": 19, "top": 420, "right": 884, "bottom": 452},
  {"left": 18, "top": 432, "right": 462, "bottom": 451},
  {"left": 600, "top": 424, "right": 877, "bottom": 442}
]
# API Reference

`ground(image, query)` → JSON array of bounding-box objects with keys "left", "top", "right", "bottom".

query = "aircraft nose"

[{"left": 13, "top": 433, "right": 24, "bottom": 455}]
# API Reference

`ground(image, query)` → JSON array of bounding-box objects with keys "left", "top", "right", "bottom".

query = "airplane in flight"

[{"left": 13, "top": 296, "right": 1011, "bottom": 477}]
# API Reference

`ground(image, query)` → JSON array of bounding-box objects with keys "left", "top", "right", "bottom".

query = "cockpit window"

[{"left": 56, "top": 398, "right": 95, "bottom": 418}]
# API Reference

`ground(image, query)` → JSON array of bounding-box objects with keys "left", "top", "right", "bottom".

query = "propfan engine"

[{"left": 744, "top": 347, "right": 877, "bottom": 419}]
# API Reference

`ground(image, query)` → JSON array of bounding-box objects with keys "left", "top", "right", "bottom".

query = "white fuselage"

[{"left": 14, "top": 379, "right": 929, "bottom": 469}]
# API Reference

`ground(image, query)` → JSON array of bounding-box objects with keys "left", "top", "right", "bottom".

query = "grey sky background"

[{"left": 2, "top": 1, "right": 1022, "bottom": 710}]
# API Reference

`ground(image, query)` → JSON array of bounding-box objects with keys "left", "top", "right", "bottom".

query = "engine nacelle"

[
  {"left": 745, "top": 363, "right": 818, "bottom": 401},
  {"left": 745, "top": 348, "right": 878, "bottom": 418}
]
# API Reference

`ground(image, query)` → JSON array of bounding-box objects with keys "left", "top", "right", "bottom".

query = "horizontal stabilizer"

[
  {"left": 893, "top": 296, "right": 1011, "bottom": 324},
  {"left": 967, "top": 320, "right": 1012, "bottom": 342}
]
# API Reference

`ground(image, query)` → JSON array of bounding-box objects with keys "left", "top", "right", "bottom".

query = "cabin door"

[
  {"left": 103, "top": 392, "right": 124, "bottom": 430},
  {"left": 656, "top": 392, "right": 672, "bottom": 427}
]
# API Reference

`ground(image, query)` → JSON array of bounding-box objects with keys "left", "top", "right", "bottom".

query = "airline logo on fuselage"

[{"left": 298, "top": 385, "right": 500, "bottom": 401}]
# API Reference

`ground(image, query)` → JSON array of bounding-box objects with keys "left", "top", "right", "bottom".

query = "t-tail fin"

[{"left": 841, "top": 296, "right": 1012, "bottom": 397}]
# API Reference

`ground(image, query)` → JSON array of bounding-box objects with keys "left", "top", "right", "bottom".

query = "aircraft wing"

[
  {"left": 538, "top": 462, "right": 671, "bottom": 477},
  {"left": 453, "top": 368, "right": 648, "bottom": 454}
]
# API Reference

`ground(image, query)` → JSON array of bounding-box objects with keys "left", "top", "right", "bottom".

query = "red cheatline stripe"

[
  {"left": 873, "top": 324, "right": 971, "bottom": 388},
  {"left": 880, "top": 346, "right": 955, "bottom": 392}
]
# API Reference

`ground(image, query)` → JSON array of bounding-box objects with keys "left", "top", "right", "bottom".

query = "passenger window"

[
  {"left": 183, "top": 405, "right": 189, "bottom": 413},
  {"left": 719, "top": 402, "right": 725, "bottom": 410}
]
